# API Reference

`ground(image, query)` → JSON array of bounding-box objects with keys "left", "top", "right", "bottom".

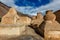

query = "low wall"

[{"left": 0, "top": 24, "right": 26, "bottom": 38}]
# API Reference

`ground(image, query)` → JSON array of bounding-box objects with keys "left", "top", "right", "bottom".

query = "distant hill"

[{"left": 0, "top": 2, "right": 10, "bottom": 17}]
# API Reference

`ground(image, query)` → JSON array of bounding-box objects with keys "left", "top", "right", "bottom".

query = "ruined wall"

[
  {"left": 1, "top": 8, "right": 31, "bottom": 25},
  {"left": 0, "top": 24, "right": 25, "bottom": 38},
  {"left": 1, "top": 8, "right": 19, "bottom": 24},
  {"left": 44, "top": 10, "right": 60, "bottom": 40},
  {"left": 31, "top": 12, "right": 43, "bottom": 27}
]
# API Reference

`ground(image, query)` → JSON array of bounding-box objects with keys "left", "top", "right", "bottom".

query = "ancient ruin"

[
  {"left": 1, "top": 8, "right": 31, "bottom": 25},
  {"left": 44, "top": 10, "right": 56, "bottom": 22},
  {"left": 1, "top": 8, "right": 20, "bottom": 24},
  {"left": 0, "top": 2, "right": 43, "bottom": 40},
  {"left": 31, "top": 12, "right": 44, "bottom": 28},
  {"left": 44, "top": 10, "right": 60, "bottom": 40},
  {"left": 29, "top": 12, "right": 44, "bottom": 38},
  {"left": 16, "top": 16, "right": 31, "bottom": 25}
]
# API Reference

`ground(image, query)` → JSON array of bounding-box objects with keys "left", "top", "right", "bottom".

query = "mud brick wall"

[
  {"left": 0, "top": 24, "right": 25, "bottom": 38},
  {"left": 44, "top": 23, "right": 60, "bottom": 40}
]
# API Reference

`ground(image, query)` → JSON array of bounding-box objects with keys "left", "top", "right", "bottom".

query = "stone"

[
  {"left": 1, "top": 8, "right": 19, "bottom": 24},
  {"left": 8, "top": 35, "right": 43, "bottom": 40},
  {"left": 44, "top": 10, "right": 60, "bottom": 40}
]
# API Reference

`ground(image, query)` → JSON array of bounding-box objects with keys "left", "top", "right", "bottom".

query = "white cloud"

[
  {"left": 0, "top": 0, "right": 60, "bottom": 15},
  {"left": 0, "top": 0, "right": 15, "bottom": 6},
  {"left": 38, "top": 0, "right": 60, "bottom": 11}
]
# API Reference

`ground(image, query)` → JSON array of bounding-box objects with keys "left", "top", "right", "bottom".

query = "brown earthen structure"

[{"left": 44, "top": 10, "right": 60, "bottom": 40}]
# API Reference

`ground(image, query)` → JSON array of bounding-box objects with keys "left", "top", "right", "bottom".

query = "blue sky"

[
  {"left": 0, "top": 0, "right": 60, "bottom": 15},
  {"left": 15, "top": 0, "right": 52, "bottom": 7}
]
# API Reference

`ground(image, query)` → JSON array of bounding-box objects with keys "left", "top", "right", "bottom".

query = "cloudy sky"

[{"left": 0, "top": 0, "right": 60, "bottom": 15}]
